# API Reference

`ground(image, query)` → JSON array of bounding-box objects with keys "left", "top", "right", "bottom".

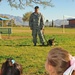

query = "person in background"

[
  {"left": 29, "top": 6, "right": 45, "bottom": 46},
  {"left": 0, "top": 58, "right": 22, "bottom": 75},
  {"left": 45, "top": 47, "right": 75, "bottom": 75}
]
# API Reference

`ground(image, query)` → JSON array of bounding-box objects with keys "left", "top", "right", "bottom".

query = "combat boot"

[
  {"left": 34, "top": 43, "right": 36, "bottom": 46},
  {"left": 42, "top": 42, "right": 45, "bottom": 46}
]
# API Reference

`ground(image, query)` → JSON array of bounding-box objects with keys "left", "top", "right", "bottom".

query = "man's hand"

[
  {"left": 42, "top": 28, "right": 44, "bottom": 35},
  {"left": 30, "top": 27, "right": 33, "bottom": 30}
]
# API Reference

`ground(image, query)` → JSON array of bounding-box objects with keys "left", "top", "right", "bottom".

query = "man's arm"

[
  {"left": 29, "top": 14, "right": 33, "bottom": 30},
  {"left": 40, "top": 14, "right": 44, "bottom": 30}
]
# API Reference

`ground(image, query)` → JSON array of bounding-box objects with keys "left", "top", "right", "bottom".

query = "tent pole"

[
  {"left": 2, "top": 20, "right": 3, "bottom": 27},
  {"left": 63, "top": 15, "right": 65, "bottom": 33}
]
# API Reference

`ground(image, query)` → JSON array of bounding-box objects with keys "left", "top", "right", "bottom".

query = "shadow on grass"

[
  {"left": 37, "top": 45, "right": 49, "bottom": 47},
  {"left": 16, "top": 44, "right": 31, "bottom": 46},
  {"left": 0, "top": 44, "right": 31, "bottom": 47},
  {"left": 37, "top": 43, "right": 58, "bottom": 47}
]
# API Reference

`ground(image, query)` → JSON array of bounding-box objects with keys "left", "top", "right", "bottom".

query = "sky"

[{"left": 0, "top": 0, "right": 75, "bottom": 21}]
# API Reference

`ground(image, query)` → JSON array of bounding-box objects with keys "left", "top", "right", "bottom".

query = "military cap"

[{"left": 35, "top": 6, "right": 39, "bottom": 9}]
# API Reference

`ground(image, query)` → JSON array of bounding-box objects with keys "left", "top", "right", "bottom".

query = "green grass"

[{"left": 0, "top": 27, "right": 75, "bottom": 75}]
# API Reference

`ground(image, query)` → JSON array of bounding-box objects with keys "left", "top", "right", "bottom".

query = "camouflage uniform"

[{"left": 29, "top": 12, "right": 45, "bottom": 45}]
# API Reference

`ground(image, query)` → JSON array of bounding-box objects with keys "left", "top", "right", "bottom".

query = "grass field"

[{"left": 0, "top": 27, "right": 75, "bottom": 75}]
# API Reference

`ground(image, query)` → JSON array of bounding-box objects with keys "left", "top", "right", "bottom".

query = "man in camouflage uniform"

[{"left": 29, "top": 6, "right": 45, "bottom": 46}]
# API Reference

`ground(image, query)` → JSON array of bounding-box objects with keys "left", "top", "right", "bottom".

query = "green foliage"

[
  {"left": 52, "top": 20, "right": 54, "bottom": 27},
  {"left": 8, "top": 19, "right": 16, "bottom": 27},
  {"left": 46, "top": 20, "right": 49, "bottom": 22},
  {"left": 0, "top": 27, "right": 75, "bottom": 75},
  {"left": 22, "top": 12, "right": 32, "bottom": 21}
]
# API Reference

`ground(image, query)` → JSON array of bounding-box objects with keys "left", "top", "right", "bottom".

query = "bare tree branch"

[{"left": 0, "top": 0, "right": 54, "bottom": 9}]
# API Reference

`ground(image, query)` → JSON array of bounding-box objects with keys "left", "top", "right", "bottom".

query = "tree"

[
  {"left": 46, "top": 20, "right": 49, "bottom": 23},
  {"left": 0, "top": 0, "right": 53, "bottom": 9},
  {"left": 52, "top": 20, "right": 54, "bottom": 27},
  {"left": 45, "top": 19, "right": 50, "bottom": 26},
  {"left": 22, "top": 12, "right": 32, "bottom": 21},
  {"left": 8, "top": 19, "right": 16, "bottom": 27}
]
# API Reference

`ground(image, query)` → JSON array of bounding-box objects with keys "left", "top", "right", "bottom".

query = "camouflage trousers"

[{"left": 32, "top": 29, "right": 45, "bottom": 44}]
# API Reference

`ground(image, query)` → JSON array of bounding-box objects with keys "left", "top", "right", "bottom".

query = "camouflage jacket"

[{"left": 29, "top": 12, "right": 44, "bottom": 30}]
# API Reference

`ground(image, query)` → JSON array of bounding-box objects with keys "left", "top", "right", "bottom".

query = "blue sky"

[{"left": 0, "top": 0, "right": 75, "bottom": 21}]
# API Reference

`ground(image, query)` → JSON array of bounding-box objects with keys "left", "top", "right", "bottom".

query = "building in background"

[
  {"left": 67, "top": 19, "right": 75, "bottom": 27},
  {"left": 61, "top": 18, "right": 75, "bottom": 28}
]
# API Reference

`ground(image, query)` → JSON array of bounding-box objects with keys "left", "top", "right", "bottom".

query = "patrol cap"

[{"left": 35, "top": 6, "right": 39, "bottom": 9}]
